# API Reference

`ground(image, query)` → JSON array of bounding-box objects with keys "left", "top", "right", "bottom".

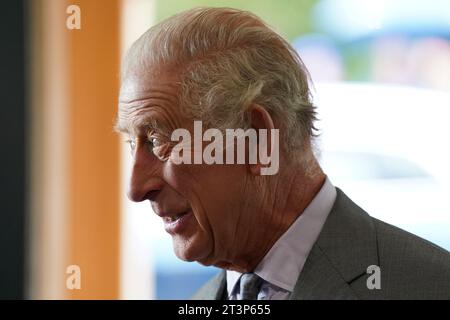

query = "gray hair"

[{"left": 122, "top": 7, "right": 317, "bottom": 159}]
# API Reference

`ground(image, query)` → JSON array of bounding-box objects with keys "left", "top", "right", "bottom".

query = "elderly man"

[{"left": 116, "top": 7, "right": 450, "bottom": 299}]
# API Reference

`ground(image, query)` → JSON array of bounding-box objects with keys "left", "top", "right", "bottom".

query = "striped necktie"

[{"left": 239, "top": 273, "right": 263, "bottom": 300}]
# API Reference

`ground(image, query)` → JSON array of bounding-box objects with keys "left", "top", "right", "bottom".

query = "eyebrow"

[{"left": 114, "top": 115, "right": 172, "bottom": 137}]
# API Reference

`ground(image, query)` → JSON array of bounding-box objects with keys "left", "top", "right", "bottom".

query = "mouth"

[
  {"left": 163, "top": 211, "right": 189, "bottom": 223},
  {"left": 161, "top": 209, "right": 193, "bottom": 235}
]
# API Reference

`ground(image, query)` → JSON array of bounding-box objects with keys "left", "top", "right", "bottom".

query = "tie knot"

[{"left": 239, "top": 273, "right": 263, "bottom": 300}]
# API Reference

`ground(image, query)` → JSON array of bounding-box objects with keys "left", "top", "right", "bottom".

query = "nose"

[{"left": 127, "top": 143, "right": 163, "bottom": 202}]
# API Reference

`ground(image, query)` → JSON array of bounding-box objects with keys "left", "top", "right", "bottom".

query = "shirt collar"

[{"left": 226, "top": 177, "right": 336, "bottom": 295}]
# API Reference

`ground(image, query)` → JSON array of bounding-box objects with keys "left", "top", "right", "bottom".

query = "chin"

[{"left": 172, "top": 238, "right": 207, "bottom": 263}]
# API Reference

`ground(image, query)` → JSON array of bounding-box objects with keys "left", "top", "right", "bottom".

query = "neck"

[{"left": 223, "top": 160, "right": 326, "bottom": 272}]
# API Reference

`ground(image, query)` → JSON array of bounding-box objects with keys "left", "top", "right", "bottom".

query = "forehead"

[
  {"left": 119, "top": 69, "right": 180, "bottom": 102},
  {"left": 117, "top": 71, "right": 183, "bottom": 135}
]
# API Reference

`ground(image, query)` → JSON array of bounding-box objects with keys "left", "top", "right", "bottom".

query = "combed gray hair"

[{"left": 122, "top": 7, "right": 317, "bottom": 159}]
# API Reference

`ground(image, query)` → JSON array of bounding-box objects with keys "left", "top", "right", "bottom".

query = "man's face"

[{"left": 117, "top": 70, "right": 256, "bottom": 267}]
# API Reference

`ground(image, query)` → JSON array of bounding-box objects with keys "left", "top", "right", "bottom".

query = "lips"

[
  {"left": 162, "top": 211, "right": 189, "bottom": 223},
  {"left": 155, "top": 209, "right": 193, "bottom": 235},
  {"left": 164, "top": 210, "right": 194, "bottom": 236}
]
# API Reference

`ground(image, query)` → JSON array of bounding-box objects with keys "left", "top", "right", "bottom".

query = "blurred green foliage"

[
  {"left": 153, "top": 0, "right": 377, "bottom": 81},
  {"left": 154, "top": 0, "right": 317, "bottom": 41}
]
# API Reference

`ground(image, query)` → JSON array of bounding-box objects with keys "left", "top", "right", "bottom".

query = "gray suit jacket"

[{"left": 192, "top": 188, "right": 450, "bottom": 299}]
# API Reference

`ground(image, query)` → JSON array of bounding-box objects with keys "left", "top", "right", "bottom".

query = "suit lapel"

[
  {"left": 291, "top": 188, "right": 379, "bottom": 299},
  {"left": 290, "top": 244, "right": 358, "bottom": 299}
]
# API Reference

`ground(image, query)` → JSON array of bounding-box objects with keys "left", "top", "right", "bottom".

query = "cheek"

[
  {"left": 164, "top": 160, "right": 244, "bottom": 219},
  {"left": 161, "top": 162, "right": 214, "bottom": 231}
]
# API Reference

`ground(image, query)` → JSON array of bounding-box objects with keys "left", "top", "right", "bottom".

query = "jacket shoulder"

[{"left": 372, "top": 218, "right": 450, "bottom": 299}]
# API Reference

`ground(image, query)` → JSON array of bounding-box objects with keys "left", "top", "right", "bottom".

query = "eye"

[
  {"left": 147, "top": 134, "right": 171, "bottom": 161},
  {"left": 146, "top": 130, "right": 164, "bottom": 150},
  {"left": 147, "top": 137, "right": 157, "bottom": 151},
  {"left": 147, "top": 136, "right": 166, "bottom": 152}
]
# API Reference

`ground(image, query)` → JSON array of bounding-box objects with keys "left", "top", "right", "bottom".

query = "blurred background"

[{"left": 1, "top": 0, "right": 449, "bottom": 299}]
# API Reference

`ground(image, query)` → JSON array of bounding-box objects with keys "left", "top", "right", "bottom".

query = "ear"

[{"left": 247, "top": 104, "right": 277, "bottom": 176}]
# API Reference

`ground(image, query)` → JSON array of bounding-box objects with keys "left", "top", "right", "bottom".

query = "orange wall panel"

[{"left": 66, "top": 0, "right": 120, "bottom": 299}]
